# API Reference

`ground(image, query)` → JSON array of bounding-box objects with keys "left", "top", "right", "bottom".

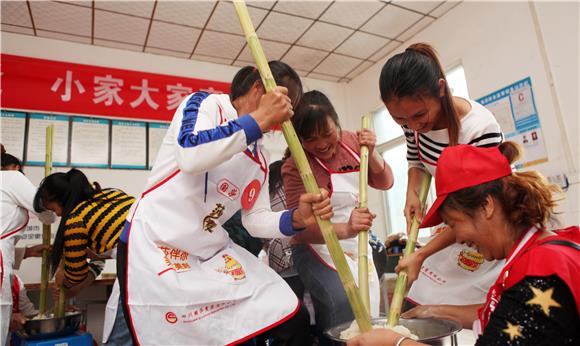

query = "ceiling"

[{"left": 1, "top": 0, "right": 461, "bottom": 83}]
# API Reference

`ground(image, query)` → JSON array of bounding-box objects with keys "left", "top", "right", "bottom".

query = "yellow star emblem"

[
  {"left": 503, "top": 321, "right": 524, "bottom": 341},
  {"left": 526, "top": 285, "right": 561, "bottom": 316}
]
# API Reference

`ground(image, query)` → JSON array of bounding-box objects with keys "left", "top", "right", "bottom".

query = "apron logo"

[
  {"left": 203, "top": 203, "right": 225, "bottom": 233},
  {"left": 179, "top": 301, "right": 237, "bottom": 324},
  {"left": 159, "top": 246, "right": 191, "bottom": 273},
  {"left": 241, "top": 180, "right": 261, "bottom": 210},
  {"left": 217, "top": 179, "right": 240, "bottom": 200},
  {"left": 165, "top": 312, "right": 178, "bottom": 324},
  {"left": 215, "top": 254, "right": 246, "bottom": 280},
  {"left": 457, "top": 249, "right": 484, "bottom": 271}
]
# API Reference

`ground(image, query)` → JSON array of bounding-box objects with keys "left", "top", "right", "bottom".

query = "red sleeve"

[
  {"left": 281, "top": 157, "right": 306, "bottom": 209},
  {"left": 342, "top": 130, "right": 392, "bottom": 190},
  {"left": 506, "top": 227, "right": 580, "bottom": 315}
]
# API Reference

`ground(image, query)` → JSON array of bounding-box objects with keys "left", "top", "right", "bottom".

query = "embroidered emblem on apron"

[
  {"left": 457, "top": 248, "right": 484, "bottom": 271},
  {"left": 216, "top": 254, "right": 246, "bottom": 280},
  {"left": 203, "top": 203, "right": 226, "bottom": 232},
  {"left": 217, "top": 179, "right": 240, "bottom": 200}
]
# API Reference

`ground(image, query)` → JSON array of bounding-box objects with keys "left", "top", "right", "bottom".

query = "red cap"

[{"left": 420, "top": 145, "right": 512, "bottom": 228}]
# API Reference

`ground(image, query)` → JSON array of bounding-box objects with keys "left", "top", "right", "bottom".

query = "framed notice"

[
  {"left": 477, "top": 77, "right": 547, "bottom": 168},
  {"left": 71, "top": 117, "right": 109, "bottom": 168},
  {"left": 26, "top": 113, "right": 69, "bottom": 166},
  {"left": 148, "top": 123, "right": 169, "bottom": 169},
  {"left": 111, "top": 120, "right": 146, "bottom": 169},
  {"left": 0, "top": 110, "right": 26, "bottom": 159}
]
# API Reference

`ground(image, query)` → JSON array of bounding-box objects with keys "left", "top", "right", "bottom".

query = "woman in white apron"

[
  {"left": 378, "top": 43, "right": 505, "bottom": 308},
  {"left": 346, "top": 143, "right": 580, "bottom": 346},
  {"left": 282, "top": 90, "right": 394, "bottom": 344},
  {"left": 1, "top": 167, "right": 55, "bottom": 345},
  {"left": 110, "top": 61, "right": 333, "bottom": 346}
]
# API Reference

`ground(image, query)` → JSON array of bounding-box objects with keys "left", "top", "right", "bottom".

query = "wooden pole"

[
  {"left": 55, "top": 261, "right": 66, "bottom": 317},
  {"left": 357, "top": 115, "right": 370, "bottom": 313},
  {"left": 233, "top": 0, "right": 372, "bottom": 332},
  {"left": 387, "top": 174, "right": 432, "bottom": 327},
  {"left": 38, "top": 125, "right": 53, "bottom": 317}
]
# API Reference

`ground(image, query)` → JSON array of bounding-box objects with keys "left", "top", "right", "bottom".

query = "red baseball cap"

[{"left": 420, "top": 144, "right": 512, "bottom": 228}]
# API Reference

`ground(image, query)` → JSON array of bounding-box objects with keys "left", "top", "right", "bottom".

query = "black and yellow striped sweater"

[{"left": 63, "top": 188, "right": 135, "bottom": 284}]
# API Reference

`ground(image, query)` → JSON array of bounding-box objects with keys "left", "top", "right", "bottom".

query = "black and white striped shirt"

[{"left": 405, "top": 99, "right": 504, "bottom": 176}]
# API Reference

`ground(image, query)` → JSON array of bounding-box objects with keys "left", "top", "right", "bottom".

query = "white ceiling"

[{"left": 1, "top": 0, "right": 461, "bottom": 83}]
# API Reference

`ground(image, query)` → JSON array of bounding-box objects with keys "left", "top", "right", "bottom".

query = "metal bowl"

[
  {"left": 326, "top": 318, "right": 462, "bottom": 346},
  {"left": 17, "top": 311, "right": 83, "bottom": 340}
]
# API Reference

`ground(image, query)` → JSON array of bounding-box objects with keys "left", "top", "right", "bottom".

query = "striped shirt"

[
  {"left": 405, "top": 99, "right": 504, "bottom": 176},
  {"left": 63, "top": 188, "right": 135, "bottom": 284}
]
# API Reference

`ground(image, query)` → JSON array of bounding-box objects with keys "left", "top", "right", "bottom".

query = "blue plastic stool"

[{"left": 11, "top": 331, "right": 93, "bottom": 346}]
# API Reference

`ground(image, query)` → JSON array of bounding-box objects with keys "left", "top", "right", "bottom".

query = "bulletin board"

[
  {"left": 0, "top": 110, "right": 26, "bottom": 159},
  {"left": 477, "top": 77, "right": 548, "bottom": 168},
  {"left": 0, "top": 110, "right": 169, "bottom": 170}
]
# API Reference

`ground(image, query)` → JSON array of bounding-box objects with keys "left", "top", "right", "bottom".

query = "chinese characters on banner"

[{"left": 0, "top": 54, "right": 231, "bottom": 122}]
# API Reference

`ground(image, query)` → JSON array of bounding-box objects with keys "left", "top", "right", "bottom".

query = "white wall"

[
  {"left": 3, "top": 0, "right": 578, "bottom": 255},
  {"left": 1, "top": 32, "right": 347, "bottom": 164},
  {"left": 345, "top": 1, "right": 580, "bottom": 230},
  {"left": 1, "top": 32, "right": 347, "bottom": 284}
]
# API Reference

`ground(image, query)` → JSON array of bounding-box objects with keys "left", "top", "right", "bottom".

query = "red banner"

[{"left": 0, "top": 54, "right": 231, "bottom": 122}]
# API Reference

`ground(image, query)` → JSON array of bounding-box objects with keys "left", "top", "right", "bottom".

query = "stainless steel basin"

[
  {"left": 326, "top": 317, "right": 462, "bottom": 346},
  {"left": 16, "top": 311, "right": 82, "bottom": 340}
]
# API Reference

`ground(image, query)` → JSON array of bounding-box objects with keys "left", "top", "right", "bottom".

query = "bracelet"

[{"left": 395, "top": 336, "right": 410, "bottom": 346}]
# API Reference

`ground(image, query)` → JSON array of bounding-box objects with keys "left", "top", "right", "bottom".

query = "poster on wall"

[
  {"left": 71, "top": 117, "right": 109, "bottom": 168},
  {"left": 26, "top": 113, "right": 70, "bottom": 166},
  {"left": 0, "top": 110, "right": 26, "bottom": 159},
  {"left": 148, "top": 123, "right": 169, "bottom": 169},
  {"left": 477, "top": 77, "right": 547, "bottom": 168},
  {"left": 111, "top": 120, "right": 146, "bottom": 169}
]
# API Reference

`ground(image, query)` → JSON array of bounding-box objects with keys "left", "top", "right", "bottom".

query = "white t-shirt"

[
  {"left": 404, "top": 99, "right": 504, "bottom": 177},
  {"left": 404, "top": 99, "right": 505, "bottom": 305}
]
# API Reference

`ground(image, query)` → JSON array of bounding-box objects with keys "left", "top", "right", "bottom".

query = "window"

[
  {"left": 373, "top": 64, "right": 469, "bottom": 239},
  {"left": 446, "top": 64, "right": 470, "bottom": 99}
]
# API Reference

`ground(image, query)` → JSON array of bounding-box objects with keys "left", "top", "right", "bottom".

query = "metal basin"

[
  {"left": 17, "top": 311, "right": 82, "bottom": 340},
  {"left": 326, "top": 318, "right": 462, "bottom": 346}
]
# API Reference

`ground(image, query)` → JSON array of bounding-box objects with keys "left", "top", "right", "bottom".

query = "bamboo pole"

[
  {"left": 38, "top": 125, "right": 54, "bottom": 317},
  {"left": 357, "top": 115, "right": 370, "bottom": 313},
  {"left": 55, "top": 262, "right": 66, "bottom": 317},
  {"left": 387, "top": 174, "right": 432, "bottom": 327},
  {"left": 233, "top": 0, "right": 372, "bottom": 332}
]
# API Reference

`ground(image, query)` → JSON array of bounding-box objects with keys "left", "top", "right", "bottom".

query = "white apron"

[
  {"left": 1, "top": 214, "right": 28, "bottom": 346},
  {"left": 408, "top": 132, "right": 503, "bottom": 305},
  {"left": 102, "top": 279, "right": 120, "bottom": 343},
  {"left": 124, "top": 145, "right": 298, "bottom": 345},
  {"left": 309, "top": 142, "right": 380, "bottom": 318},
  {"left": 407, "top": 242, "right": 503, "bottom": 305}
]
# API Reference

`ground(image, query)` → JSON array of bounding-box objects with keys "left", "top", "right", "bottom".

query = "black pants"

[
  {"left": 116, "top": 241, "right": 138, "bottom": 345},
  {"left": 117, "top": 241, "right": 311, "bottom": 346}
]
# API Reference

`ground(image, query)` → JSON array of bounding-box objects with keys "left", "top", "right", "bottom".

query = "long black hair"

[
  {"left": 379, "top": 43, "right": 460, "bottom": 145},
  {"left": 34, "top": 168, "right": 102, "bottom": 274},
  {"left": 291, "top": 90, "right": 341, "bottom": 141},
  {"left": 1, "top": 152, "right": 23, "bottom": 172},
  {"left": 268, "top": 160, "right": 284, "bottom": 199},
  {"left": 230, "top": 61, "right": 303, "bottom": 107}
]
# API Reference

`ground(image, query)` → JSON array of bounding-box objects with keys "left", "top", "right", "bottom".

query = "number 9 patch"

[{"left": 241, "top": 179, "right": 261, "bottom": 210}]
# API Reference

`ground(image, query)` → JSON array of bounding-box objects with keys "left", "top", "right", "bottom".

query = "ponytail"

[
  {"left": 379, "top": 42, "right": 460, "bottom": 145},
  {"left": 442, "top": 141, "right": 562, "bottom": 234},
  {"left": 34, "top": 168, "right": 99, "bottom": 275}
]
